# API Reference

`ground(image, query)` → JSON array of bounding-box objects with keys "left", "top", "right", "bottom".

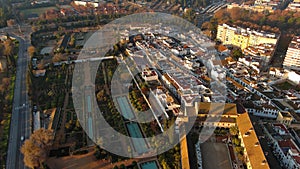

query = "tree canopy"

[
  {"left": 0, "top": 1, "right": 14, "bottom": 28},
  {"left": 232, "top": 49, "right": 243, "bottom": 61},
  {"left": 27, "top": 46, "right": 36, "bottom": 58},
  {"left": 212, "top": 7, "right": 300, "bottom": 34},
  {"left": 21, "top": 128, "right": 54, "bottom": 169},
  {"left": 3, "top": 39, "right": 14, "bottom": 57},
  {"left": 229, "top": 126, "right": 239, "bottom": 136}
]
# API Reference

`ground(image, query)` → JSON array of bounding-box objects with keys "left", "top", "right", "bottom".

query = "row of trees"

[
  {"left": 33, "top": 13, "right": 115, "bottom": 26},
  {"left": 0, "top": 37, "right": 18, "bottom": 168},
  {"left": 0, "top": 4, "right": 13, "bottom": 28},
  {"left": 95, "top": 60, "right": 128, "bottom": 135},
  {"left": 65, "top": 119, "right": 82, "bottom": 133},
  {"left": 0, "top": 76, "right": 14, "bottom": 167},
  {"left": 229, "top": 126, "right": 245, "bottom": 162},
  {"left": 0, "top": 37, "right": 17, "bottom": 72},
  {"left": 211, "top": 7, "right": 300, "bottom": 33},
  {"left": 28, "top": 61, "right": 70, "bottom": 112},
  {"left": 158, "top": 145, "right": 181, "bottom": 169},
  {"left": 129, "top": 88, "right": 149, "bottom": 112}
]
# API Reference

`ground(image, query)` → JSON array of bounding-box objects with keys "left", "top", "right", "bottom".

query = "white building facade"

[{"left": 283, "top": 36, "right": 300, "bottom": 70}]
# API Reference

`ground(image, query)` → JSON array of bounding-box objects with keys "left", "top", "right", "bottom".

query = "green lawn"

[{"left": 21, "top": 6, "right": 58, "bottom": 18}]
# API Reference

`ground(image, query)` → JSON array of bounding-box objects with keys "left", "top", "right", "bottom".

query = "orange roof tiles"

[{"left": 237, "top": 113, "right": 270, "bottom": 169}]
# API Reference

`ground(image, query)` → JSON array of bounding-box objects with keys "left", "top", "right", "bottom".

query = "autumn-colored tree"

[
  {"left": 6, "top": 19, "right": 15, "bottom": 27},
  {"left": 68, "top": 35, "right": 76, "bottom": 47},
  {"left": 201, "top": 21, "right": 212, "bottom": 30},
  {"left": 31, "top": 25, "right": 39, "bottom": 32},
  {"left": 3, "top": 39, "right": 14, "bottom": 57},
  {"left": 212, "top": 7, "right": 300, "bottom": 35},
  {"left": 21, "top": 140, "right": 45, "bottom": 168},
  {"left": 214, "top": 9, "right": 228, "bottom": 20},
  {"left": 39, "top": 13, "right": 46, "bottom": 20},
  {"left": 37, "top": 60, "right": 45, "bottom": 70},
  {"left": 237, "top": 153, "right": 245, "bottom": 163},
  {"left": 21, "top": 129, "right": 54, "bottom": 169},
  {"left": 52, "top": 53, "right": 64, "bottom": 62},
  {"left": 1, "top": 77, "right": 10, "bottom": 92},
  {"left": 251, "top": 12, "right": 264, "bottom": 23},
  {"left": 235, "top": 146, "right": 244, "bottom": 154},
  {"left": 0, "top": 43, "right": 4, "bottom": 56},
  {"left": 161, "top": 159, "right": 171, "bottom": 169},
  {"left": 232, "top": 137, "right": 241, "bottom": 146},
  {"left": 228, "top": 7, "right": 242, "bottom": 21},
  {"left": 96, "top": 90, "right": 105, "bottom": 102},
  {"left": 28, "top": 46, "right": 36, "bottom": 58}
]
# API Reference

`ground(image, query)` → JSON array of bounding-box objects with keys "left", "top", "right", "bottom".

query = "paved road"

[{"left": 6, "top": 32, "right": 31, "bottom": 169}]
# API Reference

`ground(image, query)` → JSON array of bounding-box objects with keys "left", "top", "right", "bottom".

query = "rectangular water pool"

[
  {"left": 116, "top": 96, "right": 135, "bottom": 120},
  {"left": 126, "top": 122, "right": 148, "bottom": 154},
  {"left": 140, "top": 161, "right": 159, "bottom": 169}
]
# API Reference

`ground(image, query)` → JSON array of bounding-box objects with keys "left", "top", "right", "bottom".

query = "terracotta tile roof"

[
  {"left": 198, "top": 102, "right": 238, "bottom": 116},
  {"left": 218, "top": 45, "right": 228, "bottom": 52},
  {"left": 180, "top": 135, "right": 190, "bottom": 169},
  {"left": 237, "top": 113, "right": 270, "bottom": 169},
  {"left": 293, "top": 156, "right": 300, "bottom": 165},
  {"left": 278, "top": 139, "right": 299, "bottom": 154}
]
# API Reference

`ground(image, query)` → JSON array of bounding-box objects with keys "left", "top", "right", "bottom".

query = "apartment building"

[
  {"left": 288, "top": 0, "right": 300, "bottom": 11},
  {"left": 74, "top": 0, "right": 100, "bottom": 8},
  {"left": 277, "top": 111, "right": 294, "bottom": 126},
  {"left": 142, "top": 68, "right": 158, "bottom": 81},
  {"left": 246, "top": 105, "right": 279, "bottom": 119},
  {"left": 243, "top": 43, "right": 275, "bottom": 63},
  {"left": 262, "top": 123, "right": 300, "bottom": 169},
  {"left": 227, "top": 3, "right": 274, "bottom": 13},
  {"left": 283, "top": 36, "right": 300, "bottom": 70},
  {"left": 255, "top": 0, "right": 284, "bottom": 9},
  {"left": 216, "top": 23, "right": 278, "bottom": 50}
]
